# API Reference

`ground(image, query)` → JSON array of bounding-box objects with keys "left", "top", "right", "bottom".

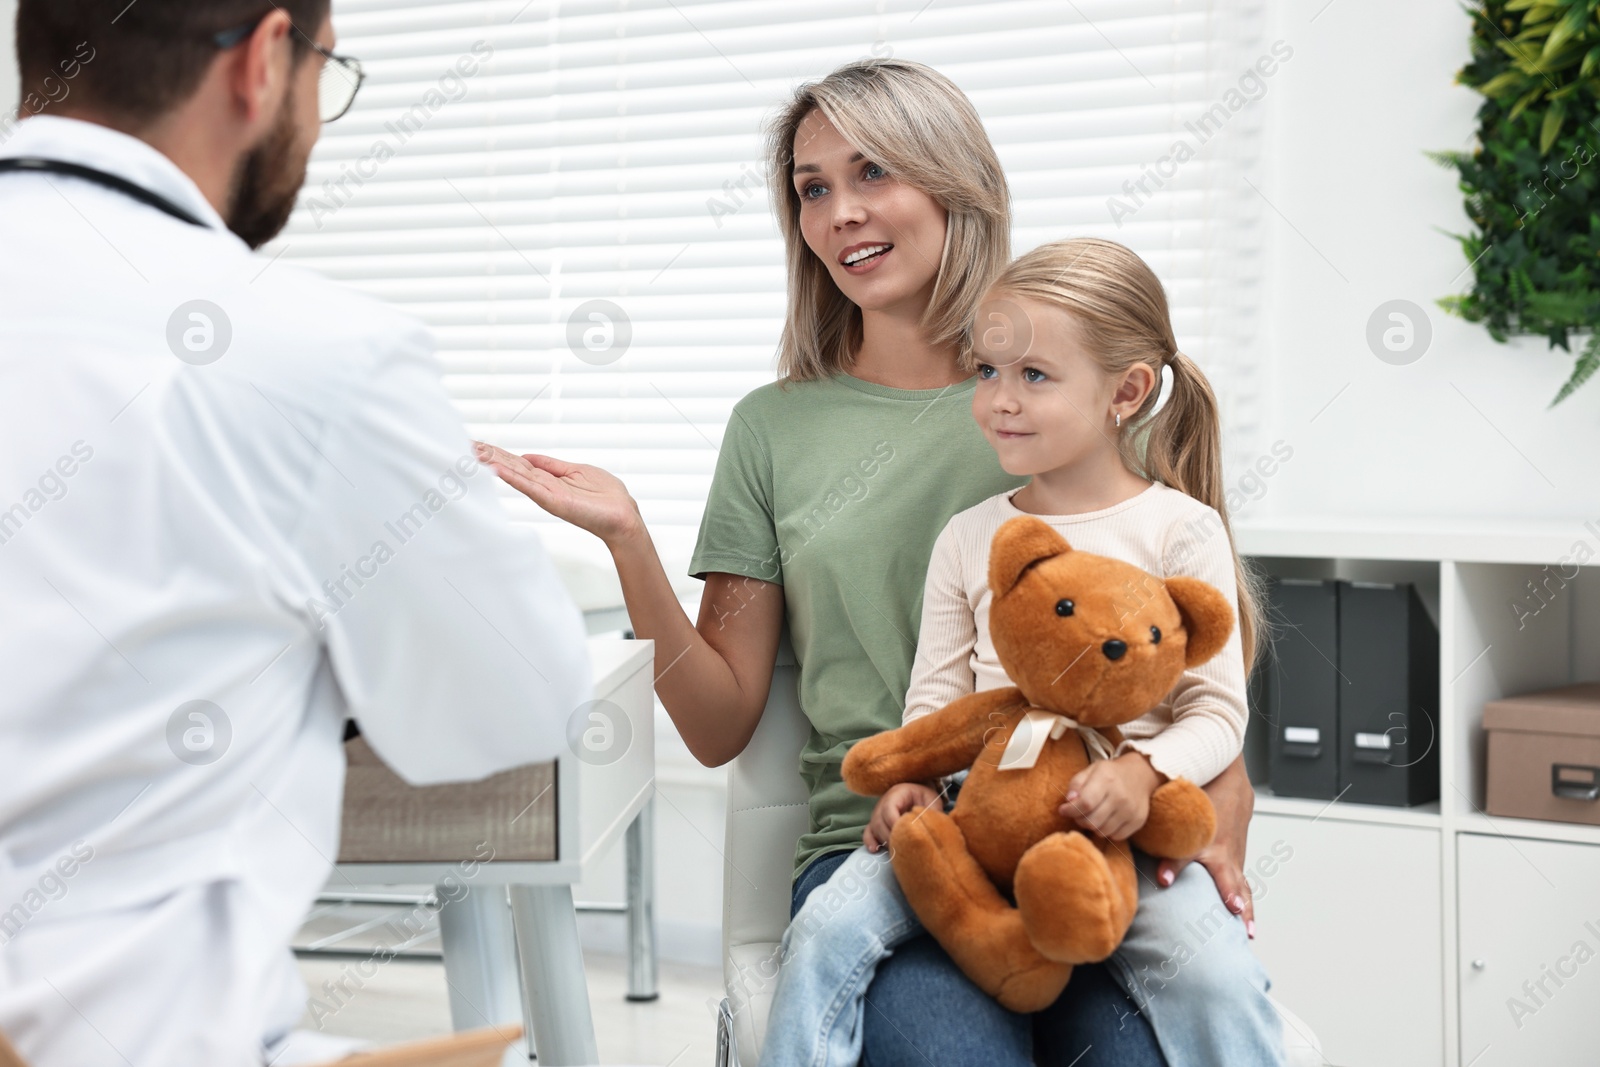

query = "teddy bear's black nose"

[{"left": 1102, "top": 638, "right": 1127, "bottom": 660}]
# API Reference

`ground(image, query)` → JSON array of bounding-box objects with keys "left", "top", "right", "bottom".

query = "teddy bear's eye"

[
  {"left": 1055, "top": 598, "right": 1074, "bottom": 617},
  {"left": 1150, "top": 625, "right": 1161, "bottom": 644}
]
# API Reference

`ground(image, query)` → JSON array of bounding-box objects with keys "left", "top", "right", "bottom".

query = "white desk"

[{"left": 332, "top": 637, "right": 655, "bottom": 1066}]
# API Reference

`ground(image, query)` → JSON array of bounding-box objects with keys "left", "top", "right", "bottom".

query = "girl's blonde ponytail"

[{"left": 991, "top": 239, "right": 1266, "bottom": 674}]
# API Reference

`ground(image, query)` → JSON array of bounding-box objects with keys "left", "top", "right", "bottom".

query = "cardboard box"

[{"left": 1485, "top": 682, "right": 1600, "bottom": 826}]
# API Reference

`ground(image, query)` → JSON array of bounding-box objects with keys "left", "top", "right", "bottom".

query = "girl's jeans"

[{"left": 759, "top": 842, "right": 1285, "bottom": 1067}]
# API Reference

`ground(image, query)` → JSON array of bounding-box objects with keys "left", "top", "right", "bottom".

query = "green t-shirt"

[{"left": 688, "top": 370, "right": 1027, "bottom": 878}]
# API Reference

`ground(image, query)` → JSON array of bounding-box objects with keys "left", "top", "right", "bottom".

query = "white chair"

[{"left": 715, "top": 629, "right": 1327, "bottom": 1066}]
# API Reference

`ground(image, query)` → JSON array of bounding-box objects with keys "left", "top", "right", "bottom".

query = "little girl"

[{"left": 759, "top": 238, "right": 1286, "bottom": 1067}]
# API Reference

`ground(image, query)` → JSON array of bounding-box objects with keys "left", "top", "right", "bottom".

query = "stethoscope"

[{"left": 0, "top": 157, "right": 211, "bottom": 229}]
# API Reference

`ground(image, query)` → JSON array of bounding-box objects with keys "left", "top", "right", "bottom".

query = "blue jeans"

[
  {"left": 764, "top": 844, "right": 1284, "bottom": 1067},
  {"left": 762, "top": 847, "right": 1168, "bottom": 1067}
]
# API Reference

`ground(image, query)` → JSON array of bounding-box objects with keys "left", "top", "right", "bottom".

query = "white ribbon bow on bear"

[{"left": 997, "top": 709, "right": 1117, "bottom": 771}]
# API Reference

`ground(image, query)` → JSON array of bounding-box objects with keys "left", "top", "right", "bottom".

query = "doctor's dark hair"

[{"left": 16, "top": 0, "right": 331, "bottom": 123}]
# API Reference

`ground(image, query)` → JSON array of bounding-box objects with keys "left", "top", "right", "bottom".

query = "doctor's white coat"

[{"left": 0, "top": 116, "right": 591, "bottom": 1065}]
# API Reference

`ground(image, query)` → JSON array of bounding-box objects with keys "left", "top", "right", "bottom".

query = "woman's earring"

[{"left": 1114, "top": 411, "right": 1122, "bottom": 428}]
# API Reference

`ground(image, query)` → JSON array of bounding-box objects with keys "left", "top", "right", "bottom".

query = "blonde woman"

[{"left": 479, "top": 60, "right": 1256, "bottom": 1065}]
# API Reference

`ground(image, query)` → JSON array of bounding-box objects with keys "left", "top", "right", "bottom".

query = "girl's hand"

[
  {"left": 1058, "top": 752, "right": 1164, "bottom": 842},
  {"left": 475, "top": 442, "right": 644, "bottom": 547},
  {"left": 864, "top": 782, "right": 942, "bottom": 854},
  {"left": 1154, "top": 754, "right": 1256, "bottom": 938}
]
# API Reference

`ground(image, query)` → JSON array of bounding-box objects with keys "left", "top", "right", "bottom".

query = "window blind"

[{"left": 272, "top": 0, "right": 1267, "bottom": 568}]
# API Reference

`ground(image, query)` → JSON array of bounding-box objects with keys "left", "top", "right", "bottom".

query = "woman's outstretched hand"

[{"left": 474, "top": 442, "right": 643, "bottom": 546}]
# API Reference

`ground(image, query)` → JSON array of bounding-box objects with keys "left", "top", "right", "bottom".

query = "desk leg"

[
  {"left": 508, "top": 884, "right": 599, "bottom": 1066},
  {"left": 437, "top": 885, "right": 530, "bottom": 1066},
  {"left": 625, "top": 796, "right": 659, "bottom": 1001}
]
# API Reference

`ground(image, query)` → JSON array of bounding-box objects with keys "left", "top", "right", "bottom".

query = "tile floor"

[{"left": 292, "top": 897, "right": 723, "bottom": 1066}]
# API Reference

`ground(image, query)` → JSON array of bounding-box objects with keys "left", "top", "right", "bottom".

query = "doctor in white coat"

[{"left": 0, "top": 2, "right": 589, "bottom": 1064}]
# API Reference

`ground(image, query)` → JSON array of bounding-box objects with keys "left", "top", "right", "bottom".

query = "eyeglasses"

[{"left": 213, "top": 16, "right": 366, "bottom": 123}]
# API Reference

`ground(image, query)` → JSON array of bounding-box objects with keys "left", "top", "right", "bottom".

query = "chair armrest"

[{"left": 721, "top": 628, "right": 809, "bottom": 1064}]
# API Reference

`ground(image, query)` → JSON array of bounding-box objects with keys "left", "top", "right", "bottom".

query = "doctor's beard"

[{"left": 227, "top": 84, "right": 311, "bottom": 250}]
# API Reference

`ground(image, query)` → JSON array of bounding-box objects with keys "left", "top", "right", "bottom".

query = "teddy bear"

[{"left": 840, "top": 515, "right": 1233, "bottom": 1012}]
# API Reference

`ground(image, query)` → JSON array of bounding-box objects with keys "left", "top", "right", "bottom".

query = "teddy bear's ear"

[
  {"left": 988, "top": 517, "right": 1073, "bottom": 598},
  {"left": 1164, "top": 576, "right": 1235, "bottom": 666}
]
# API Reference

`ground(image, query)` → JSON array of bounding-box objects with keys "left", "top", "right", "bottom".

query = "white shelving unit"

[{"left": 1234, "top": 515, "right": 1600, "bottom": 1067}]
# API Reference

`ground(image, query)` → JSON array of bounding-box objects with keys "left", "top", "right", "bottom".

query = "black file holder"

[
  {"left": 1264, "top": 577, "right": 1343, "bottom": 800},
  {"left": 1337, "top": 580, "right": 1440, "bottom": 806}
]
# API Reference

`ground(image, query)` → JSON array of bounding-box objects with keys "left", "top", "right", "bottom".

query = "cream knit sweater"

[{"left": 903, "top": 481, "right": 1248, "bottom": 786}]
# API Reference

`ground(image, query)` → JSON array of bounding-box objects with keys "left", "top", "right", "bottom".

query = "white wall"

[
  {"left": 574, "top": 737, "right": 728, "bottom": 967},
  {"left": 1256, "top": 0, "right": 1599, "bottom": 523},
  {"left": 573, "top": 666, "right": 728, "bottom": 966}
]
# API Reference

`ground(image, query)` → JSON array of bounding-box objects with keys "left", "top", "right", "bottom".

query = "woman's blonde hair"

[
  {"left": 765, "top": 58, "right": 1011, "bottom": 381},
  {"left": 988, "top": 237, "right": 1266, "bottom": 674}
]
